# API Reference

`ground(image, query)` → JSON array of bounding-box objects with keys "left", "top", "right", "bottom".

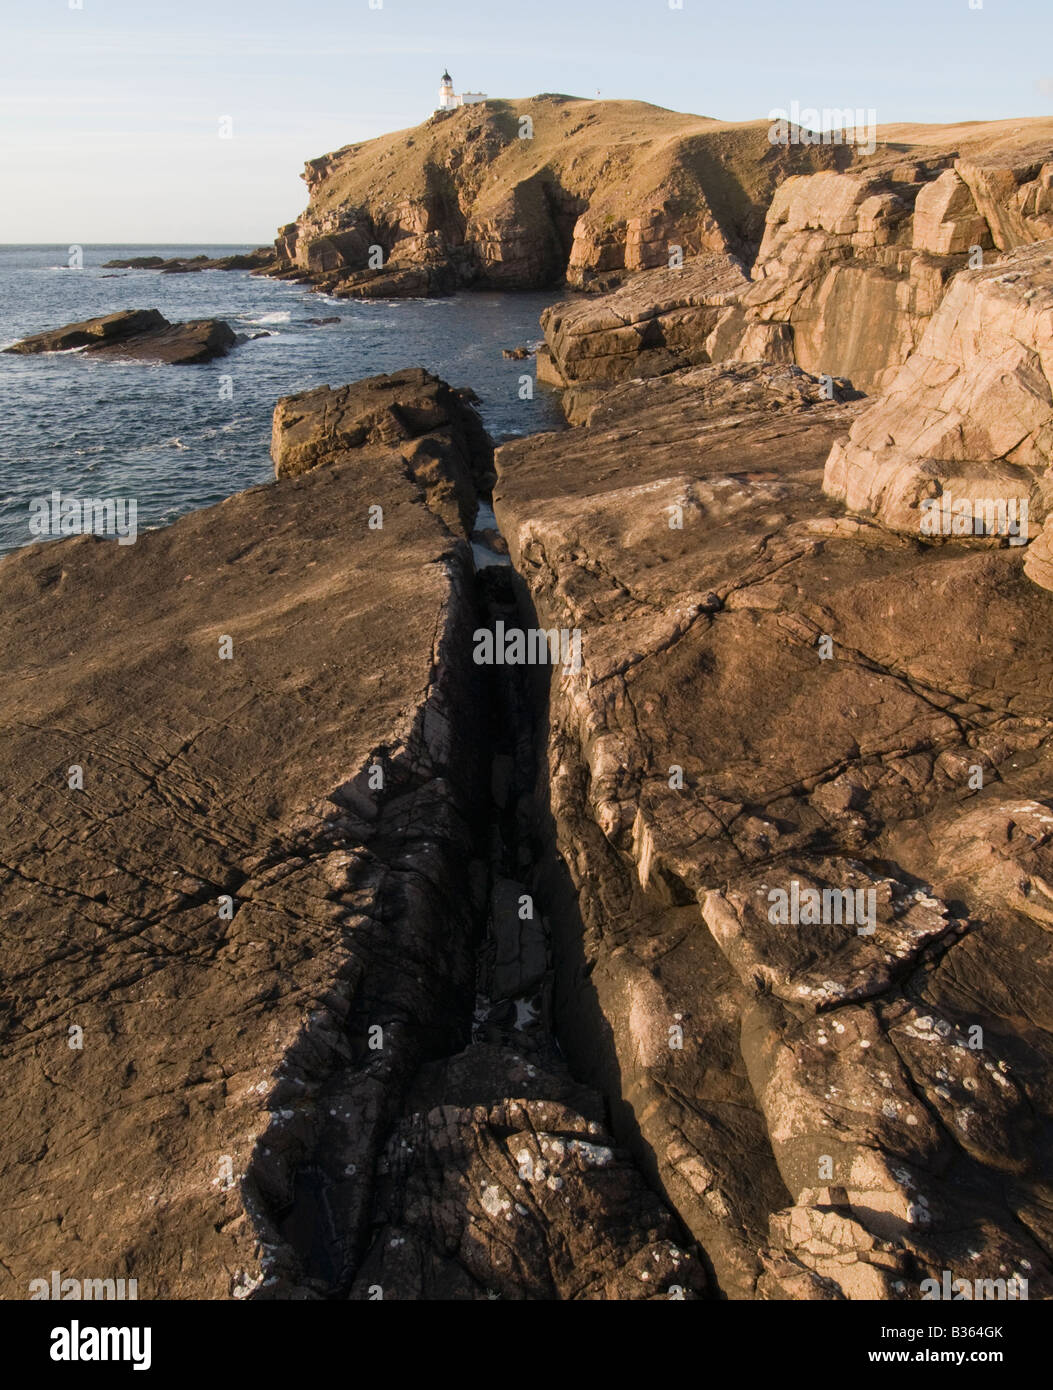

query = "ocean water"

[{"left": 0, "top": 245, "right": 564, "bottom": 557}]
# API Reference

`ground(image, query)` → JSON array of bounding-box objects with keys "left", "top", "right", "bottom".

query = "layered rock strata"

[
  {"left": 824, "top": 239, "right": 1053, "bottom": 543},
  {"left": 493, "top": 358, "right": 1053, "bottom": 1299},
  {"left": 271, "top": 367, "right": 495, "bottom": 535},
  {"left": 267, "top": 97, "right": 851, "bottom": 296},
  {"left": 0, "top": 370, "right": 702, "bottom": 1301},
  {"left": 540, "top": 137, "right": 1053, "bottom": 399},
  {"left": 4, "top": 309, "right": 237, "bottom": 365}
]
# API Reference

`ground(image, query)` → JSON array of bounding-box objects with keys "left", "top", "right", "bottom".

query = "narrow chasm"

[{"left": 339, "top": 495, "right": 708, "bottom": 1300}]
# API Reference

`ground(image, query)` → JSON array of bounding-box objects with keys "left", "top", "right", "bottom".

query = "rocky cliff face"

[
  {"left": 824, "top": 238, "right": 1053, "bottom": 538},
  {"left": 538, "top": 124, "right": 1053, "bottom": 399},
  {"left": 0, "top": 396, "right": 488, "bottom": 1299},
  {"left": 7, "top": 125, "right": 1053, "bottom": 1302},
  {"left": 267, "top": 96, "right": 852, "bottom": 296}
]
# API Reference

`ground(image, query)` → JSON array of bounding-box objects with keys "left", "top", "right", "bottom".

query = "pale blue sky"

[{"left": 1, "top": 0, "right": 1050, "bottom": 243}]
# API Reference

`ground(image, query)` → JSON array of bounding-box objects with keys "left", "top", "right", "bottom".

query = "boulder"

[
  {"left": 954, "top": 146, "right": 1053, "bottom": 250},
  {"left": 539, "top": 254, "right": 748, "bottom": 394}
]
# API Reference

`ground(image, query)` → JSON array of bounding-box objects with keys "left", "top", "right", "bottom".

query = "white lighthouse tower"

[{"left": 438, "top": 70, "right": 457, "bottom": 111}]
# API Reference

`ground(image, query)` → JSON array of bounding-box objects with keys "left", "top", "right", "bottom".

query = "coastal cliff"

[
  {"left": 266, "top": 96, "right": 854, "bottom": 295},
  {"left": 270, "top": 98, "right": 1053, "bottom": 398}
]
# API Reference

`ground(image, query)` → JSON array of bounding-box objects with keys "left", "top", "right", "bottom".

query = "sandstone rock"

[
  {"left": 823, "top": 238, "right": 1053, "bottom": 540},
  {"left": 732, "top": 162, "right": 971, "bottom": 394},
  {"left": 539, "top": 254, "right": 748, "bottom": 392},
  {"left": 0, "top": 417, "right": 488, "bottom": 1300},
  {"left": 4, "top": 309, "right": 237, "bottom": 364},
  {"left": 912, "top": 169, "right": 990, "bottom": 254},
  {"left": 711, "top": 143, "right": 1051, "bottom": 394},
  {"left": 267, "top": 97, "right": 854, "bottom": 296},
  {"left": 540, "top": 139, "right": 1053, "bottom": 404},
  {"left": 331, "top": 263, "right": 457, "bottom": 299},
  {"left": 270, "top": 367, "right": 494, "bottom": 533},
  {"left": 955, "top": 146, "right": 1053, "bottom": 250},
  {"left": 493, "top": 356, "right": 1053, "bottom": 1298},
  {"left": 0, "top": 363, "right": 705, "bottom": 1303},
  {"left": 1024, "top": 513, "right": 1053, "bottom": 590},
  {"left": 350, "top": 1047, "right": 706, "bottom": 1299}
]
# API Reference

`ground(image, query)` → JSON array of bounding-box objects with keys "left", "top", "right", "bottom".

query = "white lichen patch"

[{"left": 480, "top": 1184, "right": 511, "bottom": 1218}]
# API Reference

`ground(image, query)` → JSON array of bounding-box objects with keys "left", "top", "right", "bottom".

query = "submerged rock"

[{"left": 102, "top": 249, "right": 277, "bottom": 273}]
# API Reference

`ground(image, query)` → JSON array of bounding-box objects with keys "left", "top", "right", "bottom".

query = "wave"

[{"left": 241, "top": 311, "right": 291, "bottom": 325}]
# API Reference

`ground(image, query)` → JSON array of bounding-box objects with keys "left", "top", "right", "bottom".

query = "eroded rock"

[
  {"left": 270, "top": 367, "right": 495, "bottom": 533},
  {"left": 823, "top": 239, "right": 1053, "bottom": 540},
  {"left": 493, "top": 356, "right": 1053, "bottom": 1299},
  {"left": 4, "top": 309, "right": 237, "bottom": 364}
]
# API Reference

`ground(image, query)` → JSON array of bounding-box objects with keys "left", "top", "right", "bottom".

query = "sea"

[{"left": 0, "top": 245, "right": 565, "bottom": 557}]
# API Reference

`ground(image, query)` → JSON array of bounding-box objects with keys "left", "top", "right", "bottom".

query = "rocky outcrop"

[
  {"left": 0, "top": 429, "right": 485, "bottom": 1299},
  {"left": 0, "top": 369, "right": 704, "bottom": 1302},
  {"left": 538, "top": 133, "right": 1053, "bottom": 401},
  {"left": 270, "top": 368, "right": 494, "bottom": 534},
  {"left": 536, "top": 254, "right": 749, "bottom": 410},
  {"left": 349, "top": 1045, "right": 705, "bottom": 1299},
  {"left": 824, "top": 238, "right": 1053, "bottom": 540},
  {"left": 954, "top": 147, "right": 1053, "bottom": 250},
  {"left": 4, "top": 309, "right": 237, "bottom": 364},
  {"left": 729, "top": 143, "right": 1053, "bottom": 394},
  {"left": 266, "top": 96, "right": 852, "bottom": 297},
  {"left": 730, "top": 161, "right": 970, "bottom": 394},
  {"left": 492, "top": 358, "right": 1053, "bottom": 1300},
  {"left": 102, "top": 250, "right": 278, "bottom": 274}
]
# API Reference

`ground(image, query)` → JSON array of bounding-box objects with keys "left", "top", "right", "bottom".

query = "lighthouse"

[
  {"left": 438, "top": 70, "right": 457, "bottom": 111},
  {"left": 435, "top": 71, "right": 487, "bottom": 114}
]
